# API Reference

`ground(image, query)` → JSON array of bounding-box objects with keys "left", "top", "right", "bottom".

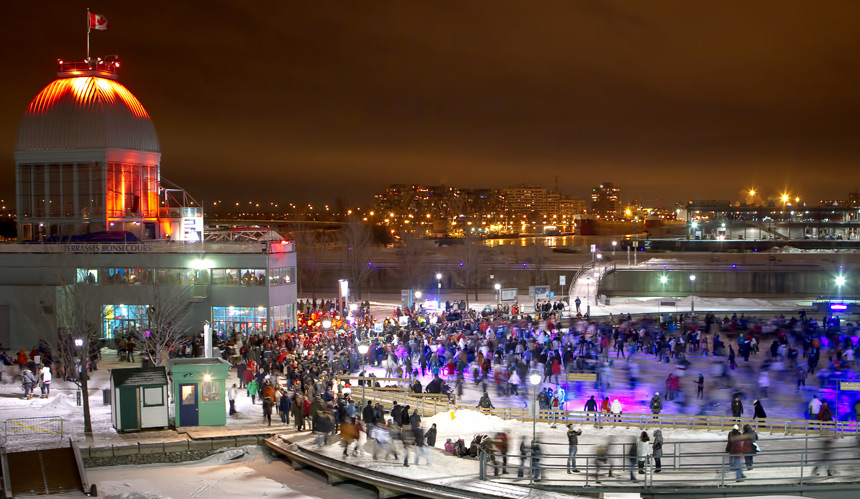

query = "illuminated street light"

[
  {"left": 414, "top": 290, "right": 422, "bottom": 299},
  {"left": 835, "top": 275, "right": 846, "bottom": 287},
  {"left": 660, "top": 275, "right": 668, "bottom": 284},
  {"left": 529, "top": 371, "right": 542, "bottom": 444},
  {"left": 689, "top": 274, "right": 696, "bottom": 314}
]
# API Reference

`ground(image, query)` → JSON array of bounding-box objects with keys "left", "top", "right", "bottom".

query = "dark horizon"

[{"left": 2, "top": 1, "right": 860, "bottom": 208}]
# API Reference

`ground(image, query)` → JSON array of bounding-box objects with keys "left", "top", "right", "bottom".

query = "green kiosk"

[{"left": 168, "top": 358, "right": 231, "bottom": 427}]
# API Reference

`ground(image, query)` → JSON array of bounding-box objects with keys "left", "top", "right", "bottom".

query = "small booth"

[
  {"left": 167, "top": 358, "right": 230, "bottom": 427},
  {"left": 109, "top": 367, "right": 169, "bottom": 432}
]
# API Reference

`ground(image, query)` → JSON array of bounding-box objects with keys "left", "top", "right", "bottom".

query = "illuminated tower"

[{"left": 14, "top": 57, "right": 197, "bottom": 241}]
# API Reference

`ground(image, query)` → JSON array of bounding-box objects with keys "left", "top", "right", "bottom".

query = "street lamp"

[
  {"left": 689, "top": 274, "right": 696, "bottom": 313},
  {"left": 612, "top": 240, "right": 617, "bottom": 258},
  {"left": 529, "top": 371, "right": 542, "bottom": 444},
  {"left": 585, "top": 277, "right": 592, "bottom": 309},
  {"left": 494, "top": 283, "right": 501, "bottom": 304},
  {"left": 436, "top": 272, "right": 443, "bottom": 296},
  {"left": 74, "top": 338, "right": 83, "bottom": 406}
]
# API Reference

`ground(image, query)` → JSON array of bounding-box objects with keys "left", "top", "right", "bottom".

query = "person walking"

[
  {"left": 696, "top": 373, "right": 705, "bottom": 399},
  {"left": 566, "top": 424, "right": 582, "bottom": 473},
  {"left": 228, "top": 383, "right": 238, "bottom": 415},
  {"left": 753, "top": 399, "right": 767, "bottom": 420},
  {"left": 742, "top": 424, "right": 758, "bottom": 470},
  {"left": 652, "top": 429, "right": 664, "bottom": 473},
  {"left": 39, "top": 364, "right": 51, "bottom": 398},
  {"left": 726, "top": 425, "right": 746, "bottom": 481},
  {"left": 247, "top": 378, "right": 259, "bottom": 405},
  {"left": 279, "top": 390, "right": 291, "bottom": 424},
  {"left": 21, "top": 367, "right": 38, "bottom": 400},
  {"left": 262, "top": 394, "right": 274, "bottom": 426}
]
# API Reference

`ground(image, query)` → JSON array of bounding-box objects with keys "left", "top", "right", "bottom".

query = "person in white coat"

[
  {"left": 636, "top": 431, "right": 651, "bottom": 475},
  {"left": 610, "top": 398, "right": 622, "bottom": 422},
  {"left": 39, "top": 365, "right": 52, "bottom": 398}
]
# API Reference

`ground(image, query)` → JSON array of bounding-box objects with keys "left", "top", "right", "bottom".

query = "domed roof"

[{"left": 16, "top": 76, "right": 159, "bottom": 153}]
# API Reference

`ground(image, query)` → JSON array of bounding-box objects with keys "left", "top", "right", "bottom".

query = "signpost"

[{"left": 500, "top": 288, "right": 518, "bottom": 303}]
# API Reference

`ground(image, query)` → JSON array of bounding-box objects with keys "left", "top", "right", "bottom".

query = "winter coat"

[
  {"left": 246, "top": 380, "right": 259, "bottom": 396},
  {"left": 279, "top": 394, "right": 292, "bottom": 414},
  {"left": 650, "top": 395, "right": 662, "bottom": 414},
  {"left": 636, "top": 439, "right": 651, "bottom": 459},
  {"left": 652, "top": 430, "right": 664, "bottom": 458},
  {"left": 753, "top": 400, "right": 767, "bottom": 419},
  {"left": 409, "top": 411, "right": 421, "bottom": 432},
  {"left": 610, "top": 399, "right": 622, "bottom": 414},
  {"left": 426, "top": 426, "right": 437, "bottom": 447},
  {"left": 21, "top": 370, "right": 37, "bottom": 388},
  {"left": 731, "top": 398, "right": 744, "bottom": 417},
  {"left": 362, "top": 403, "right": 376, "bottom": 424},
  {"left": 477, "top": 393, "right": 494, "bottom": 409},
  {"left": 567, "top": 428, "right": 581, "bottom": 446}
]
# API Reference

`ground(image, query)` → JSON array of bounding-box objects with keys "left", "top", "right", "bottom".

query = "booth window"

[
  {"left": 201, "top": 380, "right": 222, "bottom": 402},
  {"left": 180, "top": 385, "right": 196, "bottom": 405},
  {"left": 143, "top": 386, "right": 163, "bottom": 406}
]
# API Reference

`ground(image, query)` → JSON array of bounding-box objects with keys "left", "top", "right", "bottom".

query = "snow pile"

[{"left": 104, "top": 493, "right": 170, "bottom": 499}]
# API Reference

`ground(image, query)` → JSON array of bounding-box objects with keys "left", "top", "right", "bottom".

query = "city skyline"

[{"left": 2, "top": 2, "right": 860, "bottom": 206}]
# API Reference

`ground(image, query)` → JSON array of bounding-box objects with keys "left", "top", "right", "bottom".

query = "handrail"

[{"left": 351, "top": 384, "right": 857, "bottom": 436}]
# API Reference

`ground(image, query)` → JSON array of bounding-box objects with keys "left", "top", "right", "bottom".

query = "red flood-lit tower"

[{"left": 14, "top": 56, "right": 201, "bottom": 241}]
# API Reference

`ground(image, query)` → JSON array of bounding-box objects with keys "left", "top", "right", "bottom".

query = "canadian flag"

[{"left": 89, "top": 12, "right": 109, "bottom": 31}]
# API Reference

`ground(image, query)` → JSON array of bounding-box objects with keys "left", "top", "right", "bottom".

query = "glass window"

[
  {"left": 76, "top": 269, "right": 98, "bottom": 284},
  {"left": 143, "top": 386, "right": 163, "bottom": 406},
  {"left": 212, "top": 269, "right": 226, "bottom": 285},
  {"left": 181, "top": 385, "right": 196, "bottom": 405},
  {"left": 212, "top": 306, "right": 268, "bottom": 334},
  {"left": 201, "top": 380, "right": 222, "bottom": 402},
  {"left": 225, "top": 269, "right": 239, "bottom": 285}
]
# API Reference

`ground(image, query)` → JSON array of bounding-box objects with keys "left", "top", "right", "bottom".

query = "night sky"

[{"left": 2, "top": 1, "right": 860, "bottom": 208}]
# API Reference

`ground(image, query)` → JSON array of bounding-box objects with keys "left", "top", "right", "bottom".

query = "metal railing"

[
  {"left": 350, "top": 383, "right": 858, "bottom": 436},
  {"left": 478, "top": 436, "right": 860, "bottom": 487}
]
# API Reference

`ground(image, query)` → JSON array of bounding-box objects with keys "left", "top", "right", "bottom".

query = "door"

[
  {"left": 119, "top": 387, "right": 139, "bottom": 431},
  {"left": 179, "top": 383, "right": 199, "bottom": 426}
]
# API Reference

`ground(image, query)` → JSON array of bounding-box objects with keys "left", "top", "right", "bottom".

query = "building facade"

[{"left": 0, "top": 57, "right": 297, "bottom": 349}]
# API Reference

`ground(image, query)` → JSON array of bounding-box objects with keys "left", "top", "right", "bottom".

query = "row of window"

[{"left": 77, "top": 267, "right": 295, "bottom": 287}]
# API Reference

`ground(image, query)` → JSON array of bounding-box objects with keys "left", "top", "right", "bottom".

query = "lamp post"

[
  {"left": 74, "top": 338, "right": 83, "bottom": 406},
  {"left": 494, "top": 283, "right": 501, "bottom": 305},
  {"left": 529, "top": 371, "right": 542, "bottom": 445},
  {"left": 585, "top": 277, "right": 591, "bottom": 312},
  {"left": 836, "top": 274, "right": 845, "bottom": 301},
  {"left": 436, "top": 272, "right": 443, "bottom": 298},
  {"left": 612, "top": 240, "right": 617, "bottom": 259},
  {"left": 689, "top": 274, "right": 696, "bottom": 314}
]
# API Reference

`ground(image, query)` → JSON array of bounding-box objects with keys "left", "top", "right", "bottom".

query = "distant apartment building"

[{"left": 591, "top": 182, "right": 621, "bottom": 218}]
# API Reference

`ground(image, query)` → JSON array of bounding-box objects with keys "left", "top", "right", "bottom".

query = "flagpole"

[{"left": 86, "top": 8, "right": 91, "bottom": 61}]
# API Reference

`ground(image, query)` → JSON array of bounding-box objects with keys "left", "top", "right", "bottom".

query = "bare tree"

[
  {"left": 140, "top": 275, "right": 194, "bottom": 367},
  {"left": 396, "top": 230, "right": 430, "bottom": 290},
  {"left": 341, "top": 216, "right": 375, "bottom": 298},
  {"left": 54, "top": 275, "right": 108, "bottom": 435}
]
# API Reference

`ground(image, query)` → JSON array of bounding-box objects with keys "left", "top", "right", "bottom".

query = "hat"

[
  {"left": 655, "top": 392, "right": 660, "bottom": 396},
  {"left": 733, "top": 424, "right": 739, "bottom": 430},
  {"left": 566, "top": 423, "right": 573, "bottom": 428}
]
